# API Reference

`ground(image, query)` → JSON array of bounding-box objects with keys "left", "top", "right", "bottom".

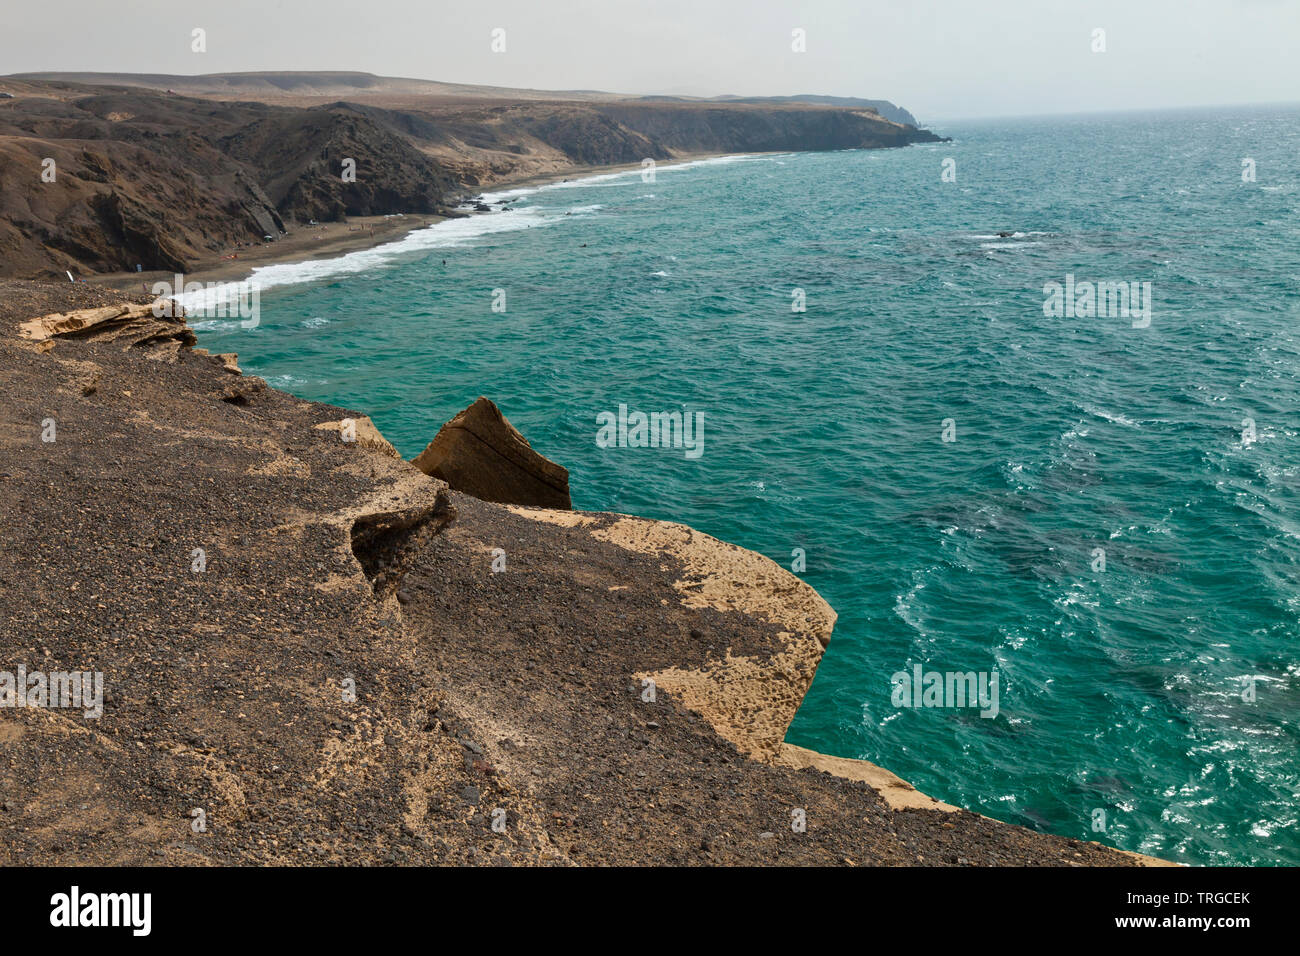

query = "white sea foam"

[
  {"left": 479, "top": 153, "right": 784, "bottom": 203},
  {"left": 188, "top": 317, "right": 247, "bottom": 332},
  {"left": 175, "top": 157, "right": 777, "bottom": 309},
  {"left": 1081, "top": 404, "right": 1139, "bottom": 427},
  {"left": 173, "top": 205, "right": 560, "bottom": 308}
]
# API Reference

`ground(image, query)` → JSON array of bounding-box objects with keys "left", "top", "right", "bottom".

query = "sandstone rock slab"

[{"left": 411, "top": 397, "right": 571, "bottom": 509}]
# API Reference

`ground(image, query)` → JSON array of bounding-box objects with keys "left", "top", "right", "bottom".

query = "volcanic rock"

[{"left": 411, "top": 397, "right": 572, "bottom": 509}]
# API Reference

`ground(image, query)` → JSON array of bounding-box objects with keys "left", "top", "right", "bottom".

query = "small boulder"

[{"left": 412, "top": 397, "right": 571, "bottom": 509}]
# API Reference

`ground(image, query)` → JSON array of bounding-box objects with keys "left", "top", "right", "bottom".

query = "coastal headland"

[
  {"left": 0, "top": 279, "right": 1170, "bottom": 865},
  {"left": 0, "top": 71, "right": 945, "bottom": 283}
]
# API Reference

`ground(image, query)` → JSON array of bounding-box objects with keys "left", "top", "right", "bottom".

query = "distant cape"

[{"left": 644, "top": 93, "right": 921, "bottom": 128}]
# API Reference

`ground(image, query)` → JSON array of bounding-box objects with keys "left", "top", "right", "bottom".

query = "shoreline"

[
  {"left": 84, "top": 213, "right": 446, "bottom": 291},
  {"left": 85, "top": 150, "right": 756, "bottom": 292}
]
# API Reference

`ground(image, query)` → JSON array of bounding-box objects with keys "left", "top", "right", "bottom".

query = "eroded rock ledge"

[
  {"left": 0, "top": 280, "right": 1167, "bottom": 866},
  {"left": 502, "top": 506, "right": 955, "bottom": 811},
  {"left": 412, "top": 397, "right": 572, "bottom": 510}
]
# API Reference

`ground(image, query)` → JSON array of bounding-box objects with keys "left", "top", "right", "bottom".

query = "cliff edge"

[{"left": 0, "top": 280, "right": 1164, "bottom": 866}]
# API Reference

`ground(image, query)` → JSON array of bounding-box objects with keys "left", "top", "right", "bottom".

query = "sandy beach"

[
  {"left": 84, "top": 213, "right": 445, "bottom": 291},
  {"left": 83, "top": 152, "right": 749, "bottom": 293}
]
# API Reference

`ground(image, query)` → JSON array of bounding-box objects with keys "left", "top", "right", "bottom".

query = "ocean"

[{"left": 191, "top": 105, "right": 1300, "bottom": 866}]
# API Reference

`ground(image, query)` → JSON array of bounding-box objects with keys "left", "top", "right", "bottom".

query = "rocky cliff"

[
  {"left": 704, "top": 94, "right": 922, "bottom": 128},
  {"left": 0, "top": 84, "right": 456, "bottom": 277},
  {"left": 0, "top": 279, "right": 1164, "bottom": 867},
  {"left": 0, "top": 77, "right": 944, "bottom": 279}
]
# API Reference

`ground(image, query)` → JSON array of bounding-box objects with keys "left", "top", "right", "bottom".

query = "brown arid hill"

[
  {"left": 0, "top": 279, "right": 1169, "bottom": 866},
  {"left": 0, "top": 74, "right": 944, "bottom": 280},
  {"left": 0, "top": 83, "right": 458, "bottom": 278}
]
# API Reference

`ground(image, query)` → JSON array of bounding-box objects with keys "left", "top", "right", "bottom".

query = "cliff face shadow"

[{"left": 349, "top": 498, "right": 455, "bottom": 598}]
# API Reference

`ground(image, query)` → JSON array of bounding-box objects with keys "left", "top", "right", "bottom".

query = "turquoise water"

[{"left": 194, "top": 106, "right": 1300, "bottom": 866}]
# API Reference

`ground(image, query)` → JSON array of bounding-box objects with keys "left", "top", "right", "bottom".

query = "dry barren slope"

[{"left": 0, "top": 77, "right": 943, "bottom": 279}]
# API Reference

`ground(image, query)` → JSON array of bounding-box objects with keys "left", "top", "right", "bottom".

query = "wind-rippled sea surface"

[{"left": 195, "top": 106, "right": 1300, "bottom": 865}]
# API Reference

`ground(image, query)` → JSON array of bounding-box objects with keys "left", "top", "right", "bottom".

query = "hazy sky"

[{"left": 3, "top": 0, "right": 1295, "bottom": 120}]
